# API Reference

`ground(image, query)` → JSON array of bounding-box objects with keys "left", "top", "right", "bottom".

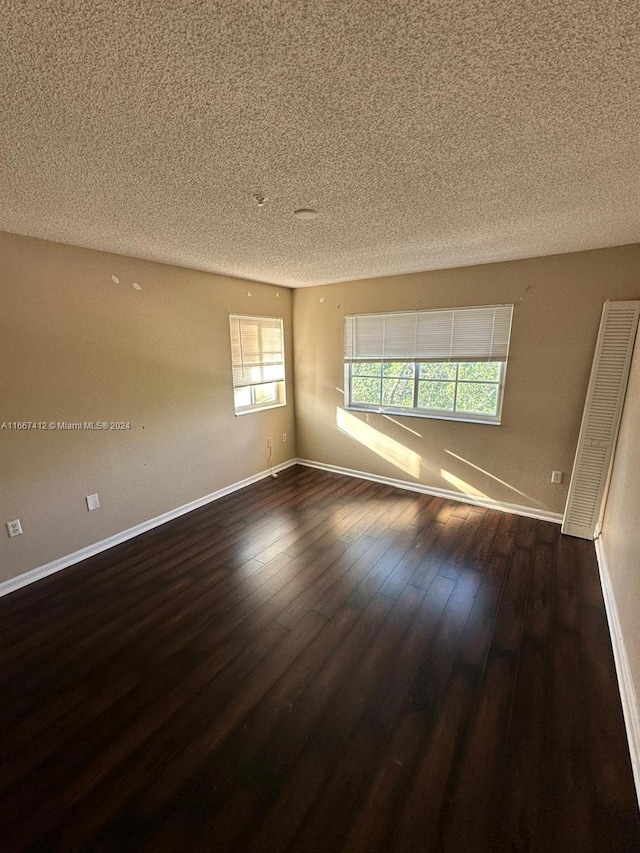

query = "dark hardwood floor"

[{"left": 1, "top": 464, "right": 639, "bottom": 852}]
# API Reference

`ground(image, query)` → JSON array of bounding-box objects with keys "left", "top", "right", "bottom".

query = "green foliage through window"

[
  {"left": 418, "top": 381, "right": 456, "bottom": 411},
  {"left": 348, "top": 360, "right": 504, "bottom": 422},
  {"left": 419, "top": 362, "right": 457, "bottom": 381}
]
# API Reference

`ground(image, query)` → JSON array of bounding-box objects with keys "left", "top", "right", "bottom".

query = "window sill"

[
  {"left": 234, "top": 402, "right": 287, "bottom": 416},
  {"left": 344, "top": 405, "right": 501, "bottom": 426}
]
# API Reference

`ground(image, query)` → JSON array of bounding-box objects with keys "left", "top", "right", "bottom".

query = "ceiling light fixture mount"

[{"left": 294, "top": 208, "right": 319, "bottom": 220}]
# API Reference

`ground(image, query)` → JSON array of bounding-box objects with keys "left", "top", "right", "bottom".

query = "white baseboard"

[
  {"left": 0, "top": 456, "right": 562, "bottom": 600},
  {"left": 296, "top": 458, "right": 563, "bottom": 524},
  {"left": 595, "top": 536, "right": 640, "bottom": 807},
  {"left": 0, "top": 459, "right": 297, "bottom": 599}
]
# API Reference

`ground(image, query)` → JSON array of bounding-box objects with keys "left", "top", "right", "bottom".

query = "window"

[
  {"left": 344, "top": 305, "right": 513, "bottom": 424},
  {"left": 230, "top": 314, "right": 286, "bottom": 414}
]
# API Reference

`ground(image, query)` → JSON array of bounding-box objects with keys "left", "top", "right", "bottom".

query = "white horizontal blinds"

[
  {"left": 230, "top": 314, "right": 285, "bottom": 388},
  {"left": 449, "top": 306, "right": 511, "bottom": 361},
  {"left": 562, "top": 300, "right": 640, "bottom": 539},
  {"left": 344, "top": 304, "right": 513, "bottom": 362},
  {"left": 344, "top": 314, "right": 385, "bottom": 361}
]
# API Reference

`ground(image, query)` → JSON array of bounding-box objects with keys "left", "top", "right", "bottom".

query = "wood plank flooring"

[{"left": 1, "top": 464, "right": 638, "bottom": 852}]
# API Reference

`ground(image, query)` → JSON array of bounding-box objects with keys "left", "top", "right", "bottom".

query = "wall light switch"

[
  {"left": 551, "top": 471, "right": 563, "bottom": 484},
  {"left": 86, "top": 493, "right": 100, "bottom": 511}
]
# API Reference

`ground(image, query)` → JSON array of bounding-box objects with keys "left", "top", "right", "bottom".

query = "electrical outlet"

[
  {"left": 267, "top": 437, "right": 273, "bottom": 449},
  {"left": 551, "top": 471, "right": 563, "bottom": 484},
  {"left": 282, "top": 433, "right": 287, "bottom": 443},
  {"left": 86, "top": 493, "right": 100, "bottom": 511},
  {"left": 6, "top": 519, "right": 23, "bottom": 538}
]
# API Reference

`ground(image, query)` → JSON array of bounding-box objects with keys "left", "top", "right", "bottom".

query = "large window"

[
  {"left": 344, "top": 305, "right": 513, "bottom": 424},
  {"left": 230, "top": 314, "right": 286, "bottom": 415}
]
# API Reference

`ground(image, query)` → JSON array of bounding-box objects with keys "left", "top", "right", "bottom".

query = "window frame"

[
  {"left": 343, "top": 305, "right": 513, "bottom": 425},
  {"left": 229, "top": 314, "right": 286, "bottom": 416},
  {"left": 344, "top": 359, "right": 508, "bottom": 424}
]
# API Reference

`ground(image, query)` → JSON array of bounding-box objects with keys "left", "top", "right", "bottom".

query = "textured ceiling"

[{"left": 1, "top": 1, "right": 639, "bottom": 287}]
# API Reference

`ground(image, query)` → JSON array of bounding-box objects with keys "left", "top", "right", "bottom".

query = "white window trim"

[
  {"left": 235, "top": 400, "right": 285, "bottom": 417},
  {"left": 229, "top": 314, "right": 286, "bottom": 416},
  {"left": 343, "top": 305, "right": 513, "bottom": 425},
  {"left": 344, "top": 361, "right": 507, "bottom": 425}
]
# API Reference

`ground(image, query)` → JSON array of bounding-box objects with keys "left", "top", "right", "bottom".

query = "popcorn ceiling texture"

[{"left": 1, "top": 0, "right": 639, "bottom": 287}]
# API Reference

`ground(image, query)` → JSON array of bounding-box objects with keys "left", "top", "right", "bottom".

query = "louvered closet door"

[{"left": 562, "top": 300, "right": 640, "bottom": 539}]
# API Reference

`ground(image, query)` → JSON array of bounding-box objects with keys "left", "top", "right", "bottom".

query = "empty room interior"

[{"left": 1, "top": 2, "right": 640, "bottom": 851}]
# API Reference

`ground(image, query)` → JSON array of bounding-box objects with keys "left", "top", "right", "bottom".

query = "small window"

[
  {"left": 344, "top": 305, "right": 513, "bottom": 424},
  {"left": 229, "top": 314, "right": 286, "bottom": 415}
]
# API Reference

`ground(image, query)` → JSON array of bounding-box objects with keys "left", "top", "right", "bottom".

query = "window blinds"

[
  {"left": 344, "top": 305, "right": 513, "bottom": 363},
  {"left": 229, "top": 315, "right": 285, "bottom": 388}
]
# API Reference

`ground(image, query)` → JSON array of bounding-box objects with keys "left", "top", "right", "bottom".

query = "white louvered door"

[{"left": 562, "top": 300, "right": 640, "bottom": 539}]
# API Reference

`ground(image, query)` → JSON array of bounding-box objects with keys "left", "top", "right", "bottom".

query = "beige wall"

[
  {"left": 293, "top": 244, "right": 640, "bottom": 516},
  {"left": 3, "top": 233, "right": 640, "bottom": 587},
  {"left": 0, "top": 232, "right": 295, "bottom": 583},
  {"left": 601, "top": 329, "right": 640, "bottom": 722}
]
